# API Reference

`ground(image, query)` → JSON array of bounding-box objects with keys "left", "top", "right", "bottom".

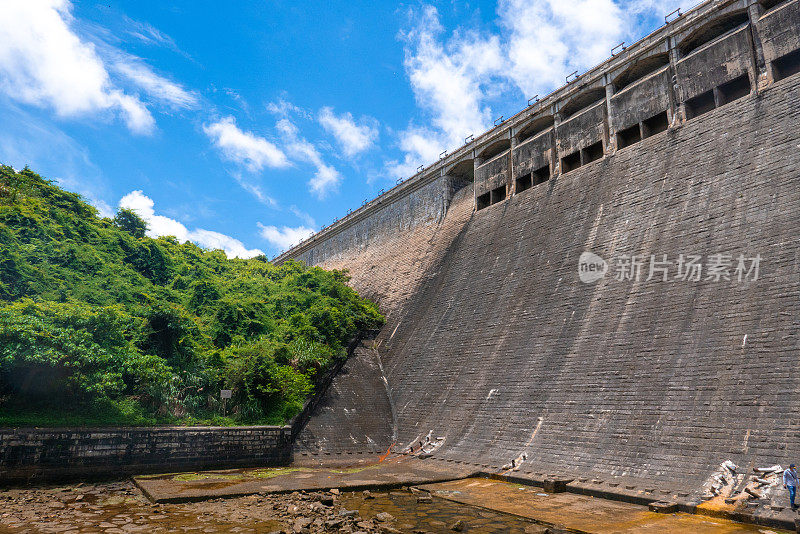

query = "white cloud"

[
  {"left": 289, "top": 206, "right": 316, "bottom": 228},
  {"left": 402, "top": 8, "right": 504, "bottom": 146},
  {"left": 390, "top": 6, "right": 506, "bottom": 178},
  {"left": 385, "top": 125, "right": 445, "bottom": 179},
  {"left": 89, "top": 197, "right": 115, "bottom": 218},
  {"left": 119, "top": 190, "right": 263, "bottom": 259},
  {"left": 122, "top": 16, "right": 190, "bottom": 59},
  {"left": 257, "top": 223, "right": 315, "bottom": 252},
  {"left": 203, "top": 116, "right": 289, "bottom": 172},
  {"left": 390, "top": 1, "right": 636, "bottom": 179},
  {"left": 275, "top": 116, "right": 342, "bottom": 198},
  {"left": 500, "top": 0, "right": 623, "bottom": 95},
  {"left": 0, "top": 0, "right": 154, "bottom": 134},
  {"left": 319, "top": 107, "right": 379, "bottom": 157},
  {"left": 231, "top": 173, "right": 279, "bottom": 208},
  {"left": 112, "top": 58, "right": 199, "bottom": 110},
  {"left": 309, "top": 165, "right": 341, "bottom": 198}
]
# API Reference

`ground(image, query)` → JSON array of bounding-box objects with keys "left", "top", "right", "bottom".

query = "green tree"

[
  {"left": 113, "top": 208, "right": 148, "bottom": 238},
  {"left": 0, "top": 166, "right": 384, "bottom": 426}
]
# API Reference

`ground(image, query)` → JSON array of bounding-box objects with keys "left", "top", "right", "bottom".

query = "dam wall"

[
  {"left": 280, "top": 171, "right": 471, "bottom": 270},
  {"left": 277, "top": 0, "right": 800, "bottom": 276},
  {"left": 382, "top": 74, "right": 800, "bottom": 491},
  {"left": 279, "top": 0, "right": 800, "bottom": 497}
]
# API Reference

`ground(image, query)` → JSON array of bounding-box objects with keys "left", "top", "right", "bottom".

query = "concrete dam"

[{"left": 277, "top": 0, "right": 800, "bottom": 507}]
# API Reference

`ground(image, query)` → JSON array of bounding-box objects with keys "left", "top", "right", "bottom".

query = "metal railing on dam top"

[{"left": 273, "top": 0, "right": 797, "bottom": 263}]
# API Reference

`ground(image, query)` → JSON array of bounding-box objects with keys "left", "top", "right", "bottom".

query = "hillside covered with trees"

[{"left": 0, "top": 166, "right": 383, "bottom": 426}]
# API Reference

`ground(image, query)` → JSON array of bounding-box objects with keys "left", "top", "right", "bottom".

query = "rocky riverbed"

[{"left": 0, "top": 480, "right": 548, "bottom": 534}]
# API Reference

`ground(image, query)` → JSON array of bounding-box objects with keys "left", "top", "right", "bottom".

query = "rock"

[
  {"left": 356, "top": 521, "right": 373, "bottom": 529},
  {"left": 374, "top": 512, "right": 394, "bottom": 522},
  {"left": 330, "top": 488, "right": 340, "bottom": 495},
  {"left": 362, "top": 490, "right": 374, "bottom": 500},
  {"left": 309, "top": 502, "right": 326, "bottom": 513},
  {"left": 450, "top": 519, "right": 465, "bottom": 531},
  {"left": 417, "top": 494, "right": 433, "bottom": 503},
  {"left": 320, "top": 496, "right": 335, "bottom": 506},
  {"left": 524, "top": 526, "right": 548, "bottom": 534},
  {"left": 648, "top": 501, "right": 679, "bottom": 514},
  {"left": 339, "top": 509, "right": 359, "bottom": 518},
  {"left": 293, "top": 517, "right": 312, "bottom": 532},
  {"left": 744, "top": 487, "right": 761, "bottom": 499},
  {"left": 325, "top": 518, "right": 344, "bottom": 529},
  {"left": 379, "top": 527, "right": 402, "bottom": 534}
]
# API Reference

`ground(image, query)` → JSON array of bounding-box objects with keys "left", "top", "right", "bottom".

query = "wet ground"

[
  {"left": 0, "top": 467, "right": 793, "bottom": 533},
  {"left": 420, "top": 478, "right": 790, "bottom": 534},
  {"left": 0, "top": 480, "right": 539, "bottom": 534},
  {"left": 338, "top": 489, "right": 541, "bottom": 533}
]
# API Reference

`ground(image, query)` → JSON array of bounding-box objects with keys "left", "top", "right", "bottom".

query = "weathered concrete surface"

[
  {"left": 294, "top": 341, "right": 395, "bottom": 458},
  {"left": 420, "top": 478, "right": 790, "bottom": 533},
  {"left": 0, "top": 426, "right": 291, "bottom": 483},
  {"left": 133, "top": 457, "right": 472, "bottom": 503},
  {"left": 279, "top": 0, "right": 800, "bottom": 524},
  {"left": 304, "top": 183, "right": 475, "bottom": 322},
  {"left": 380, "top": 76, "right": 800, "bottom": 489},
  {"left": 288, "top": 73, "right": 800, "bottom": 514}
]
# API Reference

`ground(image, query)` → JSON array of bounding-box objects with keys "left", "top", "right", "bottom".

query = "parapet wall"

[{"left": 0, "top": 426, "right": 291, "bottom": 483}]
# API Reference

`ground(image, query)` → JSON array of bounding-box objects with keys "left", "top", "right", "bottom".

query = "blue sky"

[{"left": 0, "top": 0, "right": 693, "bottom": 257}]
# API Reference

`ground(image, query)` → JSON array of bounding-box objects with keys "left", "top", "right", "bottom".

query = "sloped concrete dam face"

[
  {"left": 381, "top": 79, "right": 800, "bottom": 488},
  {"left": 376, "top": 80, "right": 800, "bottom": 489},
  {"left": 285, "top": 0, "right": 800, "bottom": 494}
]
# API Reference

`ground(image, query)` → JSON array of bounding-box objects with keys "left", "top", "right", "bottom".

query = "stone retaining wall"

[{"left": 0, "top": 426, "right": 292, "bottom": 483}]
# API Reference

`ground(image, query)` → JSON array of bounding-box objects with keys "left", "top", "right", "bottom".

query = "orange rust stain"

[{"left": 378, "top": 442, "right": 395, "bottom": 463}]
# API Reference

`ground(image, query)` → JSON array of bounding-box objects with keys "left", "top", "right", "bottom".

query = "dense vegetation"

[{"left": 0, "top": 166, "right": 383, "bottom": 426}]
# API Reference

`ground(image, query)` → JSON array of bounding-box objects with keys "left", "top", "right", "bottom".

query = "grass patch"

[
  {"left": 172, "top": 472, "right": 244, "bottom": 482},
  {"left": 248, "top": 467, "right": 308, "bottom": 479},
  {"left": 330, "top": 465, "right": 381, "bottom": 475}
]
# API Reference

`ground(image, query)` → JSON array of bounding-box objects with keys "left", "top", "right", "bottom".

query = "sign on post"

[{"left": 220, "top": 389, "right": 232, "bottom": 417}]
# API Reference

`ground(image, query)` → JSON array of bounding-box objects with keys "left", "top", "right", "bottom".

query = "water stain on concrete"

[{"left": 419, "top": 478, "right": 790, "bottom": 533}]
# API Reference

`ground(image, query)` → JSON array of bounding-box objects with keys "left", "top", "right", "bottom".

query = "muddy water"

[{"left": 339, "top": 489, "right": 542, "bottom": 533}]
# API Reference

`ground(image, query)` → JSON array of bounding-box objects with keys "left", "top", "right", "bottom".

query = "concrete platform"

[
  {"left": 131, "top": 454, "right": 800, "bottom": 532},
  {"left": 419, "top": 478, "right": 794, "bottom": 533},
  {"left": 133, "top": 456, "right": 472, "bottom": 504}
]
